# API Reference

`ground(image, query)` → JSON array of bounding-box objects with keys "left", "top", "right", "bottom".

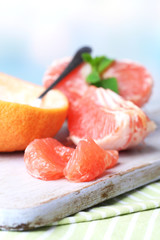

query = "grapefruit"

[
  {"left": 43, "top": 58, "right": 153, "bottom": 107},
  {"left": 102, "top": 60, "right": 153, "bottom": 107},
  {"left": 43, "top": 58, "right": 88, "bottom": 107},
  {"left": 24, "top": 137, "right": 118, "bottom": 182},
  {"left": 64, "top": 137, "right": 118, "bottom": 182},
  {"left": 0, "top": 73, "right": 68, "bottom": 152},
  {"left": 24, "top": 138, "right": 74, "bottom": 180},
  {"left": 68, "top": 86, "right": 156, "bottom": 150}
]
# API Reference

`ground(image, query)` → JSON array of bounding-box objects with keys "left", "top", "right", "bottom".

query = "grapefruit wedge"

[
  {"left": 0, "top": 73, "right": 68, "bottom": 152},
  {"left": 64, "top": 137, "right": 118, "bottom": 182},
  {"left": 68, "top": 86, "right": 156, "bottom": 150},
  {"left": 24, "top": 137, "right": 118, "bottom": 182},
  {"left": 24, "top": 138, "right": 74, "bottom": 180},
  {"left": 43, "top": 58, "right": 153, "bottom": 107}
]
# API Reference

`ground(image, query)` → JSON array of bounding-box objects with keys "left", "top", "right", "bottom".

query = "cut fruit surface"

[
  {"left": 0, "top": 73, "right": 68, "bottom": 152},
  {"left": 24, "top": 138, "right": 74, "bottom": 180},
  {"left": 64, "top": 137, "right": 118, "bottom": 182},
  {"left": 43, "top": 58, "right": 153, "bottom": 107},
  {"left": 68, "top": 86, "right": 156, "bottom": 150}
]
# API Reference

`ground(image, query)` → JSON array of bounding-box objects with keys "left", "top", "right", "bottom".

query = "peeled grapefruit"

[
  {"left": 64, "top": 137, "right": 118, "bottom": 182},
  {"left": 24, "top": 138, "right": 74, "bottom": 180},
  {"left": 68, "top": 86, "right": 156, "bottom": 150},
  {"left": 102, "top": 60, "right": 153, "bottom": 107},
  {"left": 43, "top": 58, "right": 88, "bottom": 107},
  {"left": 0, "top": 73, "right": 68, "bottom": 152},
  {"left": 43, "top": 58, "right": 153, "bottom": 107}
]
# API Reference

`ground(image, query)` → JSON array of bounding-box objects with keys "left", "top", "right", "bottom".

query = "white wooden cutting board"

[{"left": 0, "top": 110, "right": 160, "bottom": 231}]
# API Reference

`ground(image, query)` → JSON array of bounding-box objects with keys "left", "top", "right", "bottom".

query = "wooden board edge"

[{"left": 1, "top": 160, "right": 160, "bottom": 231}]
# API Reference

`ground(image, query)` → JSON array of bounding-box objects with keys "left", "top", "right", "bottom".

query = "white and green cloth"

[{"left": 1, "top": 180, "right": 160, "bottom": 240}]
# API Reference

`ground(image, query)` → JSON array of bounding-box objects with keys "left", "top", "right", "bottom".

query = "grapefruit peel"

[{"left": 0, "top": 73, "right": 68, "bottom": 152}]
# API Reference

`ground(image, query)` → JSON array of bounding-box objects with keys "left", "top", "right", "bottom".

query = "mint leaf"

[
  {"left": 82, "top": 54, "right": 113, "bottom": 71},
  {"left": 92, "top": 56, "right": 105, "bottom": 67},
  {"left": 94, "top": 78, "right": 119, "bottom": 93},
  {"left": 98, "top": 58, "right": 114, "bottom": 73},
  {"left": 82, "top": 53, "right": 118, "bottom": 94},
  {"left": 81, "top": 53, "right": 92, "bottom": 64},
  {"left": 86, "top": 70, "right": 100, "bottom": 84}
]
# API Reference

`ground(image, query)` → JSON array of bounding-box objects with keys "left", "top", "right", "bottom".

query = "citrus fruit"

[
  {"left": 24, "top": 138, "right": 74, "bottom": 180},
  {"left": 102, "top": 60, "right": 153, "bottom": 107},
  {"left": 43, "top": 58, "right": 88, "bottom": 107},
  {"left": 0, "top": 73, "right": 68, "bottom": 152},
  {"left": 64, "top": 137, "right": 118, "bottom": 182},
  {"left": 68, "top": 86, "right": 156, "bottom": 150},
  {"left": 43, "top": 58, "right": 153, "bottom": 107}
]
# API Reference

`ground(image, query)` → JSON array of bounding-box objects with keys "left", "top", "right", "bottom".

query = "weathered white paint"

[{"left": 0, "top": 110, "right": 159, "bottom": 230}]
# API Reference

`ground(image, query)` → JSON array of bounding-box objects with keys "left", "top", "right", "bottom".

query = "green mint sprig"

[{"left": 82, "top": 53, "right": 119, "bottom": 94}]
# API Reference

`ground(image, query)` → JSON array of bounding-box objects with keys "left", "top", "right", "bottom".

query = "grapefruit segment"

[
  {"left": 43, "top": 58, "right": 153, "bottom": 107},
  {"left": 68, "top": 86, "right": 156, "bottom": 150},
  {"left": 24, "top": 138, "right": 74, "bottom": 180},
  {"left": 64, "top": 137, "right": 118, "bottom": 182}
]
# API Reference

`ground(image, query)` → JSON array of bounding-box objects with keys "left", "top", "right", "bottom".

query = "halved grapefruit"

[
  {"left": 68, "top": 86, "right": 156, "bottom": 150},
  {"left": 0, "top": 73, "right": 68, "bottom": 152}
]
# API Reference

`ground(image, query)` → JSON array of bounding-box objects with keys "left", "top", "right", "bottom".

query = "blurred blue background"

[{"left": 0, "top": 0, "right": 159, "bottom": 108}]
